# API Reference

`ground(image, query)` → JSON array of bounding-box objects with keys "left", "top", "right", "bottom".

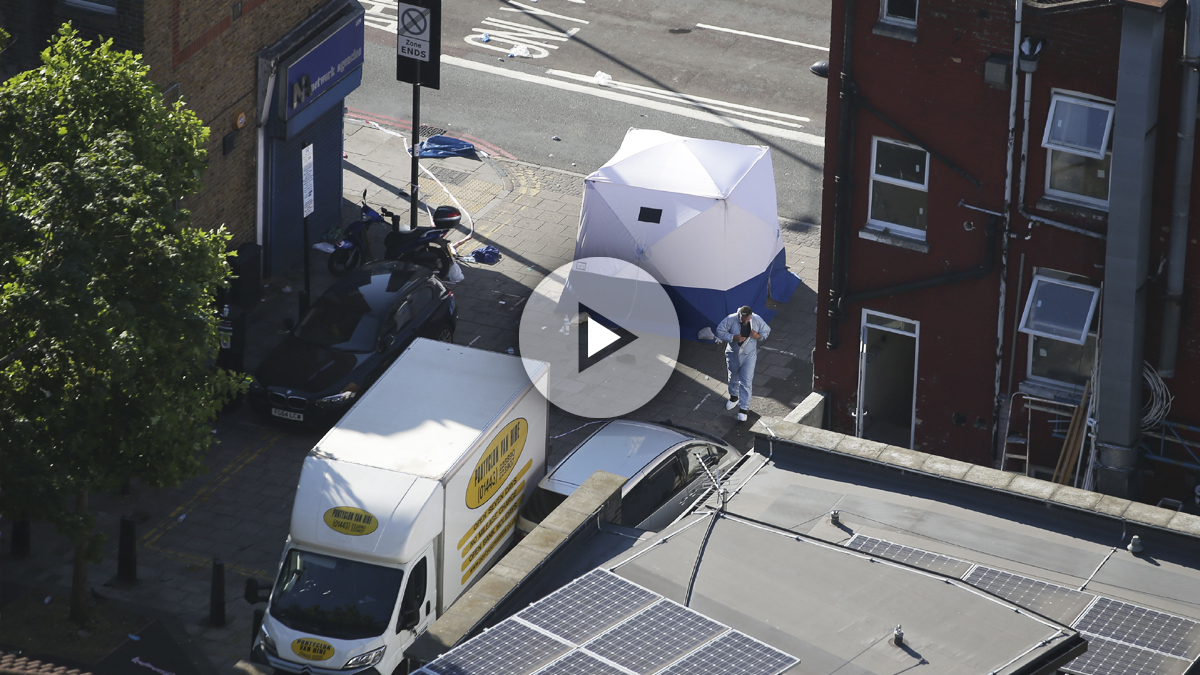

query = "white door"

[{"left": 856, "top": 311, "right": 919, "bottom": 449}]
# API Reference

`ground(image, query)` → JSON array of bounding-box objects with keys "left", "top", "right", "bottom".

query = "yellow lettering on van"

[
  {"left": 466, "top": 419, "right": 527, "bottom": 509},
  {"left": 323, "top": 506, "right": 379, "bottom": 536},
  {"left": 291, "top": 638, "right": 334, "bottom": 661}
]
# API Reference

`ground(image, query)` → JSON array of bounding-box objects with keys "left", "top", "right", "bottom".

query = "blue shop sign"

[{"left": 280, "top": 9, "right": 364, "bottom": 121}]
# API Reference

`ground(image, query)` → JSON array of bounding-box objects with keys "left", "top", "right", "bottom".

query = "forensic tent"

[{"left": 575, "top": 129, "right": 800, "bottom": 341}]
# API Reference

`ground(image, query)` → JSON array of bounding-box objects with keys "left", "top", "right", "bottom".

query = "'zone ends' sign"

[{"left": 395, "top": 0, "right": 441, "bottom": 89}]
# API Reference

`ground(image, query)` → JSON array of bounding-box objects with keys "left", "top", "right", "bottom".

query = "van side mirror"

[{"left": 399, "top": 606, "right": 420, "bottom": 631}]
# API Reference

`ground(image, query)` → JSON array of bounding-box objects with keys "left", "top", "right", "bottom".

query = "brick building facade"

[
  {"left": 814, "top": 0, "right": 1200, "bottom": 505},
  {"left": 1, "top": 0, "right": 364, "bottom": 280}
]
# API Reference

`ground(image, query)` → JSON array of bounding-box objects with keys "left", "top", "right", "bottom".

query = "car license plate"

[{"left": 271, "top": 408, "right": 303, "bottom": 422}]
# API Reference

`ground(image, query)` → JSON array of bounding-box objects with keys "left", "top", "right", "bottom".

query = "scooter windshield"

[{"left": 269, "top": 548, "right": 403, "bottom": 640}]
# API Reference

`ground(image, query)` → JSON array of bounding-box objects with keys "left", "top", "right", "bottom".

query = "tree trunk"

[{"left": 69, "top": 489, "right": 90, "bottom": 625}]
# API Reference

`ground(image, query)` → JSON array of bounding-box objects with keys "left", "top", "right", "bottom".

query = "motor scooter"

[
  {"left": 326, "top": 192, "right": 461, "bottom": 277},
  {"left": 326, "top": 195, "right": 387, "bottom": 276}
]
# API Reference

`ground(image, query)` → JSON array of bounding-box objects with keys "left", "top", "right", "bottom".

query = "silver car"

[{"left": 517, "top": 420, "right": 743, "bottom": 533}]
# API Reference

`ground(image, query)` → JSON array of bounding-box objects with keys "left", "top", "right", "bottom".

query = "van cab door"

[{"left": 392, "top": 548, "right": 437, "bottom": 651}]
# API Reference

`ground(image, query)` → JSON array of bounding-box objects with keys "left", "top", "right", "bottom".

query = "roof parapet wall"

[{"left": 749, "top": 418, "right": 1200, "bottom": 537}]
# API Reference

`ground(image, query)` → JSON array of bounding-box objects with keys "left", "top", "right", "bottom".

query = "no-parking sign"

[{"left": 396, "top": 0, "right": 441, "bottom": 89}]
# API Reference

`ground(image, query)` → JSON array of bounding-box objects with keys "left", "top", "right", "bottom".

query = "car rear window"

[{"left": 522, "top": 487, "right": 568, "bottom": 526}]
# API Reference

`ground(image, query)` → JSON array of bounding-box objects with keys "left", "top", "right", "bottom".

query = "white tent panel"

[
  {"left": 638, "top": 204, "right": 731, "bottom": 289},
  {"left": 681, "top": 137, "right": 769, "bottom": 196},
  {"left": 590, "top": 182, "right": 714, "bottom": 247},
  {"left": 726, "top": 151, "right": 779, "bottom": 229},
  {"left": 593, "top": 142, "right": 724, "bottom": 198}
]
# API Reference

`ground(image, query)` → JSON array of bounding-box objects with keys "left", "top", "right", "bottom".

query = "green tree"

[{"left": 0, "top": 25, "right": 246, "bottom": 624}]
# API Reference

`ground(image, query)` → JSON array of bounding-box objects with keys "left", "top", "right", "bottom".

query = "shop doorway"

[{"left": 856, "top": 311, "right": 919, "bottom": 449}]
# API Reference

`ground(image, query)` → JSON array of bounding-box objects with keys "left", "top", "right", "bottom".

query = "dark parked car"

[
  {"left": 517, "top": 420, "right": 743, "bottom": 533},
  {"left": 248, "top": 261, "right": 455, "bottom": 426}
]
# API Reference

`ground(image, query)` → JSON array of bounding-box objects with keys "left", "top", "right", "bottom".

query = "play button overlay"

[
  {"left": 519, "top": 258, "right": 680, "bottom": 418},
  {"left": 579, "top": 305, "right": 638, "bottom": 371}
]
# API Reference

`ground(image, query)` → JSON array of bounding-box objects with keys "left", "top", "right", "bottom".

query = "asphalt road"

[{"left": 347, "top": 0, "right": 831, "bottom": 225}]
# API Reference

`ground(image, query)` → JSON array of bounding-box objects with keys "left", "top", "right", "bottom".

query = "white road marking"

[
  {"left": 442, "top": 55, "right": 825, "bottom": 147},
  {"left": 548, "top": 69, "right": 810, "bottom": 125},
  {"left": 695, "top": 23, "right": 830, "bottom": 52}
]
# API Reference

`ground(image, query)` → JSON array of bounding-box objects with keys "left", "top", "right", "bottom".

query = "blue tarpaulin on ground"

[{"left": 416, "top": 135, "right": 476, "bottom": 158}]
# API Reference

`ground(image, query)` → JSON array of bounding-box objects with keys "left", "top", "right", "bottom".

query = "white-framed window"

[
  {"left": 1042, "top": 92, "right": 1114, "bottom": 208},
  {"left": 1018, "top": 275, "right": 1100, "bottom": 345},
  {"left": 1019, "top": 272, "right": 1100, "bottom": 391},
  {"left": 868, "top": 138, "right": 929, "bottom": 239},
  {"left": 1028, "top": 332, "right": 1097, "bottom": 390},
  {"left": 881, "top": 0, "right": 918, "bottom": 26},
  {"left": 1042, "top": 94, "right": 1113, "bottom": 159}
]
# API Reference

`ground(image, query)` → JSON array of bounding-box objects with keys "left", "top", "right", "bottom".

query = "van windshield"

[{"left": 269, "top": 549, "right": 403, "bottom": 640}]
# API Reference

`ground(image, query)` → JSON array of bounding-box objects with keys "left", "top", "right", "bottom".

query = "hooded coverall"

[{"left": 716, "top": 312, "right": 771, "bottom": 411}]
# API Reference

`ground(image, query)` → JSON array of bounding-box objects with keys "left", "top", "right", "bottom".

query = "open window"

[
  {"left": 1042, "top": 93, "right": 1114, "bottom": 209},
  {"left": 868, "top": 138, "right": 929, "bottom": 240},
  {"left": 1020, "top": 273, "right": 1100, "bottom": 393},
  {"left": 1018, "top": 275, "right": 1100, "bottom": 345},
  {"left": 1042, "top": 94, "right": 1114, "bottom": 160}
]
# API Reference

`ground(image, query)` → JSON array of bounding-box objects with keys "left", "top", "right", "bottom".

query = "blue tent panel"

[
  {"left": 667, "top": 271, "right": 778, "bottom": 342},
  {"left": 767, "top": 249, "right": 802, "bottom": 302}
]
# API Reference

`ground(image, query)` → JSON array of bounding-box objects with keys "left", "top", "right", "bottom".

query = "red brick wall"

[
  {"left": 141, "top": 0, "right": 327, "bottom": 245},
  {"left": 816, "top": 0, "right": 1195, "bottom": 468}
]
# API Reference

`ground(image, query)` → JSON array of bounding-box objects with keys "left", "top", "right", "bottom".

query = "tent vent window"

[{"left": 638, "top": 207, "right": 663, "bottom": 224}]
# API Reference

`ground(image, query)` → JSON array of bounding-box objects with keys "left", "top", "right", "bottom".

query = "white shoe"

[
  {"left": 726, "top": 399, "right": 738, "bottom": 410},
  {"left": 737, "top": 412, "right": 748, "bottom": 422}
]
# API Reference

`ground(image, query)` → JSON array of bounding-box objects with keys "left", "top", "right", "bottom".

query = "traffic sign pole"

[
  {"left": 394, "top": 0, "right": 441, "bottom": 232},
  {"left": 411, "top": 81, "right": 420, "bottom": 233}
]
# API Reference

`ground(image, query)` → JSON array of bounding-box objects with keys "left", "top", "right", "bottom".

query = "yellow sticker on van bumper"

[{"left": 292, "top": 638, "right": 335, "bottom": 661}]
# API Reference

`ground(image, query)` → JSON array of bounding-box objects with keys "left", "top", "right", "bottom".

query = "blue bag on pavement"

[
  {"left": 471, "top": 245, "right": 501, "bottom": 264},
  {"left": 416, "top": 135, "right": 477, "bottom": 158}
]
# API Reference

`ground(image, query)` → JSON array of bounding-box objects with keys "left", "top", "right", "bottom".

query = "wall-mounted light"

[
  {"left": 810, "top": 61, "right": 829, "bottom": 78},
  {"left": 1019, "top": 37, "right": 1045, "bottom": 73}
]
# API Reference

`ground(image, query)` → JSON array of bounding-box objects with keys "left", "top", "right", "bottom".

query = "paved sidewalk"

[{"left": 0, "top": 113, "right": 821, "bottom": 675}]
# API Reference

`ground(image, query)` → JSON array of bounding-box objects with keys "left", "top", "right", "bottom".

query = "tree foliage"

[{"left": 0, "top": 25, "right": 245, "bottom": 619}]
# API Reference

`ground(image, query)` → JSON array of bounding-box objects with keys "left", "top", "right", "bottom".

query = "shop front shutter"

[{"left": 266, "top": 103, "right": 345, "bottom": 277}]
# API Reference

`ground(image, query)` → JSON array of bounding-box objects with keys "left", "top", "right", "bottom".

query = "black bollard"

[
  {"left": 117, "top": 517, "right": 137, "bottom": 583},
  {"left": 252, "top": 608, "right": 265, "bottom": 647},
  {"left": 10, "top": 517, "right": 31, "bottom": 559},
  {"left": 210, "top": 559, "right": 226, "bottom": 626}
]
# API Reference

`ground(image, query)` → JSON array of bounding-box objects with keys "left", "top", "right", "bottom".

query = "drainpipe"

[
  {"left": 826, "top": 0, "right": 857, "bottom": 350},
  {"left": 1158, "top": 0, "right": 1200, "bottom": 378},
  {"left": 993, "top": 0, "right": 1022, "bottom": 464}
]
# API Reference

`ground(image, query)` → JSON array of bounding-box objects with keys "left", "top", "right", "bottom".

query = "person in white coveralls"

[{"left": 715, "top": 306, "right": 770, "bottom": 422}]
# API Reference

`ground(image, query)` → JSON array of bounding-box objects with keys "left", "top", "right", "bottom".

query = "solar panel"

[
  {"left": 658, "top": 629, "right": 799, "bottom": 675},
  {"left": 519, "top": 569, "right": 659, "bottom": 643},
  {"left": 964, "top": 566, "right": 1095, "bottom": 624},
  {"left": 845, "top": 535, "right": 971, "bottom": 577},
  {"left": 1074, "top": 597, "right": 1200, "bottom": 660},
  {"left": 534, "top": 651, "right": 627, "bottom": 675},
  {"left": 1060, "top": 634, "right": 1186, "bottom": 675},
  {"left": 585, "top": 600, "right": 727, "bottom": 674},
  {"left": 425, "top": 621, "right": 571, "bottom": 675}
]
